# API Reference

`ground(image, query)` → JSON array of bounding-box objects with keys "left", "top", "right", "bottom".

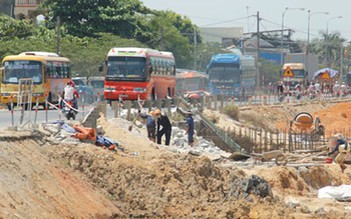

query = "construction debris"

[
  {"left": 42, "top": 121, "right": 122, "bottom": 151},
  {"left": 228, "top": 175, "right": 273, "bottom": 199}
]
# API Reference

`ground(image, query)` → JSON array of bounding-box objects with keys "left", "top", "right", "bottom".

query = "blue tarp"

[{"left": 313, "top": 68, "right": 339, "bottom": 80}]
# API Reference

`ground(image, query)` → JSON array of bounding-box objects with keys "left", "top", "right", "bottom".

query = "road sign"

[
  {"left": 283, "top": 66, "right": 294, "bottom": 77},
  {"left": 320, "top": 70, "right": 330, "bottom": 79}
]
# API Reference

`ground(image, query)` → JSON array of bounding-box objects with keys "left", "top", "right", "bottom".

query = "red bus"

[{"left": 101, "top": 47, "right": 176, "bottom": 101}]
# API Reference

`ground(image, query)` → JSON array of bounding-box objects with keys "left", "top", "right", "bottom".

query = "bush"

[{"left": 221, "top": 105, "right": 239, "bottom": 120}]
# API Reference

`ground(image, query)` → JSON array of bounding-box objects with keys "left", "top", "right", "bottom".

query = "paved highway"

[{"left": 0, "top": 105, "right": 97, "bottom": 130}]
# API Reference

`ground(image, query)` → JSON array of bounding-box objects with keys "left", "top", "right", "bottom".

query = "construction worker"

[
  {"left": 328, "top": 133, "right": 349, "bottom": 173},
  {"left": 185, "top": 110, "right": 195, "bottom": 147},
  {"left": 139, "top": 110, "right": 156, "bottom": 142},
  {"left": 154, "top": 109, "right": 172, "bottom": 146}
]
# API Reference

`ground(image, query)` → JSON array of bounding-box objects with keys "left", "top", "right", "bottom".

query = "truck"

[
  {"left": 282, "top": 63, "right": 307, "bottom": 95},
  {"left": 284, "top": 53, "right": 319, "bottom": 81},
  {"left": 206, "top": 53, "right": 256, "bottom": 99}
]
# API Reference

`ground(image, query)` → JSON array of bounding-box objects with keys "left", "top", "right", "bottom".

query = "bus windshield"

[
  {"left": 2, "top": 60, "right": 42, "bottom": 84},
  {"left": 208, "top": 65, "right": 240, "bottom": 84},
  {"left": 106, "top": 57, "right": 146, "bottom": 81}
]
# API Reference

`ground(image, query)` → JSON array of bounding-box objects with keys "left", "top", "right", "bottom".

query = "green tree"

[
  {"left": 41, "top": 0, "right": 150, "bottom": 38},
  {"left": 146, "top": 11, "right": 194, "bottom": 68},
  {"left": 309, "top": 31, "right": 346, "bottom": 69},
  {"left": 0, "top": 15, "right": 33, "bottom": 40},
  {"left": 260, "top": 59, "right": 281, "bottom": 85},
  {"left": 0, "top": 24, "right": 145, "bottom": 77},
  {"left": 196, "top": 42, "right": 226, "bottom": 72}
]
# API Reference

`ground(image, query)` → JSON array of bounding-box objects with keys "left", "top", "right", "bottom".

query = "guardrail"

[{"left": 177, "top": 96, "right": 242, "bottom": 153}]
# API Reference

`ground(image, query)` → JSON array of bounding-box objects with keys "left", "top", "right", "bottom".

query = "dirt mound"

[
  {"left": 250, "top": 165, "right": 351, "bottom": 195},
  {"left": 50, "top": 144, "right": 253, "bottom": 218},
  {"left": 314, "top": 102, "right": 351, "bottom": 136},
  {"left": 0, "top": 132, "right": 121, "bottom": 218}
]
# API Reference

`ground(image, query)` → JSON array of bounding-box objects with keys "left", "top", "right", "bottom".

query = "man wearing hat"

[
  {"left": 139, "top": 110, "right": 156, "bottom": 142},
  {"left": 154, "top": 109, "right": 172, "bottom": 146},
  {"left": 328, "top": 133, "right": 349, "bottom": 173},
  {"left": 185, "top": 110, "right": 194, "bottom": 147}
]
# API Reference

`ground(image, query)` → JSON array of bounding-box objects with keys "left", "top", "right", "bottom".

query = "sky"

[{"left": 141, "top": 0, "right": 351, "bottom": 42}]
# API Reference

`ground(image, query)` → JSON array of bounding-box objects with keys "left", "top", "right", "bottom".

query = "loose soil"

[{"left": 1, "top": 101, "right": 351, "bottom": 218}]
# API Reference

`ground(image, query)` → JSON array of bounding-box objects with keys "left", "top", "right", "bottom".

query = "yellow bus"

[{"left": 1, "top": 51, "right": 71, "bottom": 109}]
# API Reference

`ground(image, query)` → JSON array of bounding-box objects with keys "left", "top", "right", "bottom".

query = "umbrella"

[
  {"left": 188, "top": 93, "right": 200, "bottom": 99},
  {"left": 312, "top": 68, "right": 339, "bottom": 80}
]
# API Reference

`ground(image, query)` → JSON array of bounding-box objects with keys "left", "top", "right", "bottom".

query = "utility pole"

[
  {"left": 341, "top": 46, "right": 344, "bottom": 79},
  {"left": 256, "top": 11, "right": 261, "bottom": 87},
  {"left": 160, "top": 27, "right": 164, "bottom": 51},
  {"left": 193, "top": 27, "right": 197, "bottom": 70},
  {"left": 56, "top": 16, "right": 61, "bottom": 55}
]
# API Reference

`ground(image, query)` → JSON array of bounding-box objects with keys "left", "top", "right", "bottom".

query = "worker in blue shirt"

[
  {"left": 139, "top": 110, "right": 156, "bottom": 142},
  {"left": 185, "top": 110, "right": 194, "bottom": 147}
]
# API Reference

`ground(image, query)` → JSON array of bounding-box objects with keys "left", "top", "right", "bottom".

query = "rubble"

[
  {"left": 228, "top": 175, "right": 273, "bottom": 199},
  {"left": 42, "top": 120, "right": 122, "bottom": 150},
  {"left": 168, "top": 126, "right": 231, "bottom": 159}
]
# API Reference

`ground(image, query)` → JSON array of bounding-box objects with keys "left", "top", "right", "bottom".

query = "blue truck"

[{"left": 206, "top": 53, "right": 256, "bottom": 99}]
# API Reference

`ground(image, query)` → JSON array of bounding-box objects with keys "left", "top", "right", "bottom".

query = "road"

[{"left": 0, "top": 105, "right": 98, "bottom": 130}]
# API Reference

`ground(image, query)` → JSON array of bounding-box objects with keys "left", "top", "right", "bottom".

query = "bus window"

[
  {"left": 2, "top": 60, "right": 42, "bottom": 84},
  {"left": 62, "top": 62, "right": 70, "bottom": 78}
]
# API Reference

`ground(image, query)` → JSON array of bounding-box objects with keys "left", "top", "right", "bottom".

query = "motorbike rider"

[{"left": 63, "top": 80, "right": 80, "bottom": 110}]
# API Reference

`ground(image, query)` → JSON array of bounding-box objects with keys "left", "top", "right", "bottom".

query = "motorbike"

[{"left": 62, "top": 99, "right": 77, "bottom": 120}]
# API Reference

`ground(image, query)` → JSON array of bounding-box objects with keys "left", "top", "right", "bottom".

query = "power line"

[{"left": 201, "top": 15, "right": 253, "bottom": 27}]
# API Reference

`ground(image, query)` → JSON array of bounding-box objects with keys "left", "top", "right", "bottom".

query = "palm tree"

[{"left": 309, "top": 31, "right": 346, "bottom": 69}]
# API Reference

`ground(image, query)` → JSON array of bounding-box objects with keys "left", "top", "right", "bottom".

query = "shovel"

[
  {"left": 128, "top": 100, "right": 144, "bottom": 131},
  {"left": 128, "top": 115, "right": 139, "bottom": 131}
]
